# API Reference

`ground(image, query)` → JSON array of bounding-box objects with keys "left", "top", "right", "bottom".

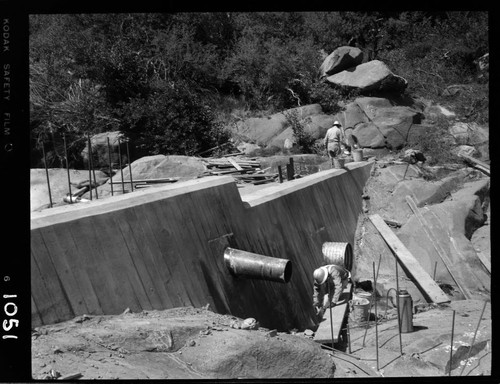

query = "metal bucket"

[
  {"left": 333, "top": 157, "right": 345, "bottom": 169},
  {"left": 322, "top": 242, "right": 353, "bottom": 270},
  {"left": 224, "top": 247, "right": 292, "bottom": 283},
  {"left": 350, "top": 298, "right": 370, "bottom": 323},
  {"left": 352, "top": 149, "right": 363, "bottom": 162}
]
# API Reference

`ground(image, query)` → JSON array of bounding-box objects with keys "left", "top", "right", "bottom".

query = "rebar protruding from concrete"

[
  {"left": 395, "top": 259, "right": 403, "bottom": 355},
  {"left": 117, "top": 137, "right": 125, "bottom": 194},
  {"left": 87, "top": 134, "right": 93, "bottom": 200},
  {"left": 126, "top": 139, "right": 133, "bottom": 192},
  {"left": 459, "top": 301, "right": 488, "bottom": 376},
  {"left": 449, "top": 310, "right": 456, "bottom": 376},
  {"left": 346, "top": 321, "right": 352, "bottom": 354},
  {"left": 107, "top": 136, "right": 114, "bottom": 196},
  {"left": 373, "top": 261, "right": 379, "bottom": 372},
  {"left": 41, "top": 143, "right": 53, "bottom": 208},
  {"left": 433, "top": 261, "right": 438, "bottom": 281},
  {"left": 63, "top": 134, "right": 72, "bottom": 203},
  {"left": 223, "top": 247, "right": 292, "bottom": 283},
  {"left": 89, "top": 135, "right": 98, "bottom": 199},
  {"left": 362, "top": 254, "right": 382, "bottom": 347},
  {"left": 384, "top": 287, "right": 403, "bottom": 356},
  {"left": 328, "top": 280, "right": 335, "bottom": 349}
]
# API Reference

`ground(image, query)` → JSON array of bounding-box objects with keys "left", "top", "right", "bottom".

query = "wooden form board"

[
  {"left": 314, "top": 283, "right": 352, "bottom": 344},
  {"left": 227, "top": 157, "right": 244, "bottom": 171},
  {"left": 405, "top": 196, "right": 472, "bottom": 299},
  {"left": 369, "top": 214, "right": 450, "bottom": 304}
]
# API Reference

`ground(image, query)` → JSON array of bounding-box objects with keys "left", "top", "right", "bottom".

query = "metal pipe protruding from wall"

[{"left": 224, "top": 247, "right": 292, "bottom": 283}]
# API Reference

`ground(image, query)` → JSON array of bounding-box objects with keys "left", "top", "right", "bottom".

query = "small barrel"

[
  {"left": 333, "top": 157, "right": 345, "bottom": 169},
  {"left": 224, "top": 247, "right": 292, "bottom": 283},
  {"left": 352, "top": 148, "right": 363, "bottom": 162},
  {"left": 322, "top": 242, "right": 353, "bottom": 271}
]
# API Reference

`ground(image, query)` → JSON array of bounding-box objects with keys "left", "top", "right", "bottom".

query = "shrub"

[
  {"left": 118, "top": 82, "right": 230, "bottom": 158},
  {"left": 284, "top": 109, "right": 316, "bottom": 154}
]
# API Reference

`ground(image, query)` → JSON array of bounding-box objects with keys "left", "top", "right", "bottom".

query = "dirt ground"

[{"left": 30, "top": 153, "right": 492, "bottom": 379}]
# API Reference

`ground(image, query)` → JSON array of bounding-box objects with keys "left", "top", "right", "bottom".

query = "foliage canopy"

[{"left": 29, "top": 11, "right": 488, "bottom": 167}]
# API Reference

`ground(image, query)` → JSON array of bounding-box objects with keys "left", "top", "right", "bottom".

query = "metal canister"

[{"left": 397, "top": 289, "right": 414, "bottom": 333}]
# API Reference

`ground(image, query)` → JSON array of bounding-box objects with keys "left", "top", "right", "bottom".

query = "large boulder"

[
  {"left": 326, "top": 60, "right": 407, "bottom": 93},
  {"left": 319, "top": 46, "right": 364, "bottom": 78},
  {"left": 344, "top": 98, "right": 422, "bottom": 149},
  {"left": 235, "top": 104, "right": 323, "bottom": 147},
  {"left": 398, "top": 179, "right": 490, "bottom": 297},
  {"left": 81, "top": 131, "right": 128, "bottom": 169},
  {"left": 268, "top": 113, "right": 336, "bottom": 148},
  {"left": 448, "top": 122, "right": 489, "bottom": 146}
]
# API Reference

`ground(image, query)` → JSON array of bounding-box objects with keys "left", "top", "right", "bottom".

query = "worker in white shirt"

[
  {"left": 312, "top": 264, "right": 351, "bottom": 317},
  {"left": 323, "top": 121, "right": 344, "bottom": 166}
]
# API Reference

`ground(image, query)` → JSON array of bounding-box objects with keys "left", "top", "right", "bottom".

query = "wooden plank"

[
  {"left": 459, "top": 154, "right": 490, "bottom": 171},
  {"left": 109, "top": 178, "right": 179, "bottom": 184},
  {"left": 227, "top": 157, "right": 244, "bottom": 171},
  {"left": 314, "top": 283, "right": 353, "bottom": 344},
  {"left": 369, "top": 214, "right": 450, "bottom": 304},
  {"left": 405, "top": 196, "right": 472, "bottom": 299}
]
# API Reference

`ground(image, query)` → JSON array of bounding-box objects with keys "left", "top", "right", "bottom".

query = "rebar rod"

[
  {"left": 449, "top": 310, "right": 456, "bottom": 376},
  {"left": 433, "top": 261, "right": 438, "bottom": 281},
  {"left": 126, "top": 139, "right": 133, "bottom": 192},
  {"left": 328, "top": 280, "right": 335, "bottom": 349},
  {"left": 88, "top": 136, "right": 98, "bottom": 199},
  {"left": 107, "top": 136, "right": 114, "bottom": 196},
  {"left": 363, "top": 254, "right": 382, "bottom": 347},
  {"left": 459, "top": 301, "right": 487, "bottom": 376},
  {"left": 395, "top": 260, "right": 403, "bottom": 356},
  {"left": 117, "top": 137, "right": 125, "bottom": 194},
  {"left": 41, "top": 143, "right": 53, "bottom": 208},
  {"left": 87, "top": 134, "right": 93, "bottom": 200},
  {"left": 373, "top": 261, "right": 379, "bottom": 371},
  {"left": 63, "top": 134, "right": 72, "bottom": 203},
  {"left": 347, "top": 320, "right": 352, "bottom": 354}
]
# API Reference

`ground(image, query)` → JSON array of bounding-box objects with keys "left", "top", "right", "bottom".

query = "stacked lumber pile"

[{"left": 202, "top": 156, "right": 278, "bottom": 185}]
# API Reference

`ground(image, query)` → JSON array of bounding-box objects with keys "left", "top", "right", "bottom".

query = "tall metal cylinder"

[
  {"left": 224, "top": 247, "right": 292, "bottom": 283},
  {"left": 397, "top": 289, "right": 414, "bottom": 333}
]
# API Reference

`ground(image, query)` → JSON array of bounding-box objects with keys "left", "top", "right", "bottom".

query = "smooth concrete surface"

[{"left": 31, "top": 162, "right": 374, "bottom": 330}]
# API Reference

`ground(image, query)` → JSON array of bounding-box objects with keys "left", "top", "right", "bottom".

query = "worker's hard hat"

[
  {"left": 333, "top": 121, "right": 341, "bottom": 126},
  {"left": 313, "top": 267, "right": 328, "bottom": 285}
]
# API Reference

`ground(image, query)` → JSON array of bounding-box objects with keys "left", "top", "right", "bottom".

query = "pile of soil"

[{"left": 31, "top": 307, "right": 336, "bottom": 380}]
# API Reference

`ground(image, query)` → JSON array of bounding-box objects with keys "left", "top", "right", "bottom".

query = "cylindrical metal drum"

[
  {"left": 224, "top": 247, "right": 292, "bottom": 283},
  {"left": 397, "top": 289, "right": 414, "bottom": 333},
  {"left": 322, "top": 242, "right": 353, "bottom": 271},
  {"left": 352, "top": 148, "right": 364, "bottom": 162}
]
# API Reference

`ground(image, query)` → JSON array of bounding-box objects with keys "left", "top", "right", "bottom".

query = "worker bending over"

[{"left": 312, "top": 264, "right": 351, "bottom": 317}]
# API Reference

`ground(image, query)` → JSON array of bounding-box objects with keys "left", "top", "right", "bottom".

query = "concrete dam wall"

[{"left": 31, "top": 162, "right": 373, "bottom": 331}]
